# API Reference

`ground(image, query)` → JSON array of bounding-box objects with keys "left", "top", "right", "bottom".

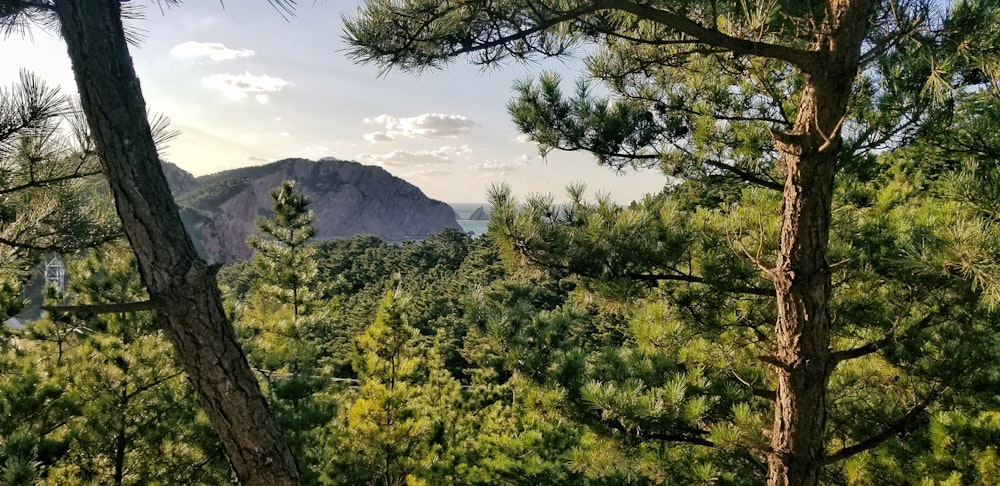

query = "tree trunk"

[
  {"left": 52, "top": 1, "right": 301, "bottom": 484},
  {"left": 766, "top": 1, "right": 870, "bottom": 485}
]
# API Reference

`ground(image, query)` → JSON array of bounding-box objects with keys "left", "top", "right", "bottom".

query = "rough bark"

[
  {"left": 766, "top": 1, "right": 871, "bottom": 485},
  {"left": 52, "top": 1, "right": 301, "bottom": 484}
]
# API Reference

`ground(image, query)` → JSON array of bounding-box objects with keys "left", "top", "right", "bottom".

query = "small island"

[{"left": 469, "top": 206, "right": 489, "bottom": 221}]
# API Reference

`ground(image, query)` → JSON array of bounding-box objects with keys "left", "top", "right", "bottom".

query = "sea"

[{"left": 449, "top": 203, "right": 490, "bottom": 237}]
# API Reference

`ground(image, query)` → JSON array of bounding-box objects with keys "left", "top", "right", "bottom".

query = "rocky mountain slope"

[{"left": 164, "top": 158, "right": 459, "bottom": 262}]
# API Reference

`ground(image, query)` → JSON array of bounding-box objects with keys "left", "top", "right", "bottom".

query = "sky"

[{"left": 0, "top": 1, "right": 667, "bottom": 204}]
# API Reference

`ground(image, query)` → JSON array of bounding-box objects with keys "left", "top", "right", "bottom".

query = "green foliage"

[
  {"left": 1, "top": 247, "right": 231, "bottom": 484},
  {"left": 175, "top": 176, "right": 249, "bottom": 210},
  {"left": 0, "top": 71, "right": 121, "bottom": 322},
  {"left": 5, "top": 1, "right": 998, "bottom": 482},
  {"left": 248, "top": 179, "right": 318, "bottom": 319},
  {"left": 321, "top": 284, "right": 432, "bottom": 485},
  {"left": 346, "top": 0, "right": 1000, "bottom": 482},
  {"left": 476, "top": 127, "right": 1000, "bottom": 482}
]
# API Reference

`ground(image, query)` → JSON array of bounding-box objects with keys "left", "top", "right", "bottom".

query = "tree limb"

[
  {"left": 701, "top": 158, "right": 783, "bottom": 191},
  {"left": 831, "top": 311, "right": 940, "bottom": 363},
  {"left": 41, "top": 300, "right": 158, "bottom": 314},
  {"left": 598, "top": 415, "right": 716, "bottom": 447},
  {"left": 595, "top": 0, "right": 817, "bottom": 72},
  {"left": 0, "top": 168, "right": 103, "bottom": 196},
  {"left": 0, "top": 232, "right": 121, "bottom": 253},
  {"left": 629, "top": 272, "right": 774, "bottom": 297},
  {"left": 448, "top": 3, "right": 604, "bottom": 59},
  {"left": 824, "top": 387, "right": 943, "bottom": 464},
  {"left": 125, "top": 370, "right": 185, "bottom": 401},
  {"left": 347, "top": 0, "right": 817, "bottom": 72}
]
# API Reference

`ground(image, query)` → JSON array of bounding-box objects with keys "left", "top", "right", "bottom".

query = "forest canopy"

[{"left": 2, "top": 0, "right": 1000, "bottom": 485}]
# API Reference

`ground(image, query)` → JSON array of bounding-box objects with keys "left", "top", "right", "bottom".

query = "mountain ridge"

[{"left": 163, "top": 158, "right": 459, "bottom": 262}]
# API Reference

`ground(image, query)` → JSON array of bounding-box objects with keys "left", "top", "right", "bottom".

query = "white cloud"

[
  {"left": 363, "top": 113, "right": 475, "bottom": 141},
  {"left": 202, "top": 72, "right": 290, "bottom": 101},
  {"left": 171, "top": 41, "right": 254, "bottom": 61},
  {"left": 471, "top": 155, "right": 531, "bottom": 174},
  {"left": 409, "top": 169, "right": 452, "bottom": 178},
  {"left": 357, "top": 145, "right": 472, "bottom": 168},
  {"left": 363, "top": 132, "right": 394, "bottom": 143},
  {"left": 255, "top": 94, "right": 270, "bottom": 104}
]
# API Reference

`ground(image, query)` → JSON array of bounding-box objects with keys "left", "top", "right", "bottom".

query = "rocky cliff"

[
  {"left": 166, "top": 158, "right": 459, "bottom": 262},
  {"left": 469, "top": 206, "right": 489, "bottom": 221}
]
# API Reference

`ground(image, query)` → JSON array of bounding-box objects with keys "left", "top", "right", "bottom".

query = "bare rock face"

[
  {"left": 469, "top": 206, "right": 489, "bottom": 221},
  {"left": 169, "top": 158, "right": 459, "bottom": 262},
  {"left": 162, "top": 160, "right": 199, "bottom": 195}
]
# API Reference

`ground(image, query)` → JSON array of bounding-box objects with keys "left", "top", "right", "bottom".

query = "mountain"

[
  {"left": 162, "top": 160, "right": 199, "bottom": 195},
  {"left": 164, "top": 158, "right": 459, "bottom": 262}
]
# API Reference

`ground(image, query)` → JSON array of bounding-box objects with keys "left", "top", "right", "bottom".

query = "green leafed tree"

[
  {"left": 40, "top": 248, "right": 231, "bottom": 485},
  {"left": 236, "top": 180, "right": 332, "bottom": 483},
  {"left": 346, "top": 1, "right": 1000, "bottom": 484}
]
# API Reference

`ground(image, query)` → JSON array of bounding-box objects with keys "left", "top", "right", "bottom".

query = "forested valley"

[{"left": 4, "top": 0, "right": 1000, "bottom": 485}]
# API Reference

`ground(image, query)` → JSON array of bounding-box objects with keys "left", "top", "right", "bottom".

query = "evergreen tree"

[
  {"left": 43, "top": 248, "right": 230, "bottom": 485},
  {"left": 249, "top": 180, "right": 318, "bottom": 321},
  {"left": 236, "top": 181, "right": 333, "bottom": 482},
  {"left": 2, "top": 246, "right": 232, "bottom": 485},
  {"left": 322, "top": 283, "right": 434, "bottom": 486},
  {"left": 0, "top": 70, "right": 121, "bottom": 321},
  {"left": 0, "top": 3, "right": 302, "bottom": 483},
  {"left": 345, "top": 2, "right": 1000, "bottom": 484}
]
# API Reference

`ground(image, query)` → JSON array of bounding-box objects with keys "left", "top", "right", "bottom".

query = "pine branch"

[
  {"left": 0, "top": 168, "right": 103, "bottom": 196},
  {"left": 824, "top": 387, "right": 944, "bottom": 464},
  {"left": 599, "top": 416, "right": 716, "bottom": 447},
  {"left": 41, "top": 300, "right": 158, "bottom": 314},
  {"left": 125, "top": 370, "right": 185, "bottom": 401},
  {"left": 0, "top": 232, "right": 121, "bottom": 253},
  {"left": 511, "top": 236, "right": 775, "bottom": 297},
  {"left": 730, "top": 370, "right": 776, "bottom": 401},
  {"left": 542, "top": 139, "right": 783, "bottom": 191},
  {"left": 447, "top": 3, "right": 603, "bottom": 59},
  {"left": 831, "top": 310, "right": 942, "bottom": 363},
  {"left": 752, "top": 387, "right": 776, "bottom": 401},
  {"left": 595, "top": 0, "right": 817, "bottom": 72},
  {"left": 629, "top": 272, "right": 774, "bottom": 297},
  {"left": 347, "top": 0, "right": 817, "bottom": 72},
  {"left": 700, "top": 158, "right": 783, "bottom": 191}
]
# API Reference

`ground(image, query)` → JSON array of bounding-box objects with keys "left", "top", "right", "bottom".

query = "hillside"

[{"left": 165, "top": 158, "right": 459, "bottom": 262}]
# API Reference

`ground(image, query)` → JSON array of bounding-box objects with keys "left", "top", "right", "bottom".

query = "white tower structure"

[{"left": 43, "top": 254, "right": 67, "bottom": 293}]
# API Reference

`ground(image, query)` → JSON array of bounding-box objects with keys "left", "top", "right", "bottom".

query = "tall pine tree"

[
  {"left": 248, "top": 180, "right": 318, "bottom": 321},
  {"left": 346, "top": 1, "right": 1000, "bottom": 484}
]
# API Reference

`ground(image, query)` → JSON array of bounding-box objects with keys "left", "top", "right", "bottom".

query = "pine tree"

[
  {"left": 322, "top": 283, "right": 434, "bottom": 486},
  {"left": 0, "top": 3, "right": 302, "bottom": 482},
  {"left": 248, "top": 180, "right": 318, "bottom": 321},
  {"left": 0, "top": 71, "right": 121, "bottom": 321},
  {"left": 2, "top": 247, "right": 232, "bottom": 485},
  {"left": 345, "top": 2, "right": 1000, "bottom": 484}
]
